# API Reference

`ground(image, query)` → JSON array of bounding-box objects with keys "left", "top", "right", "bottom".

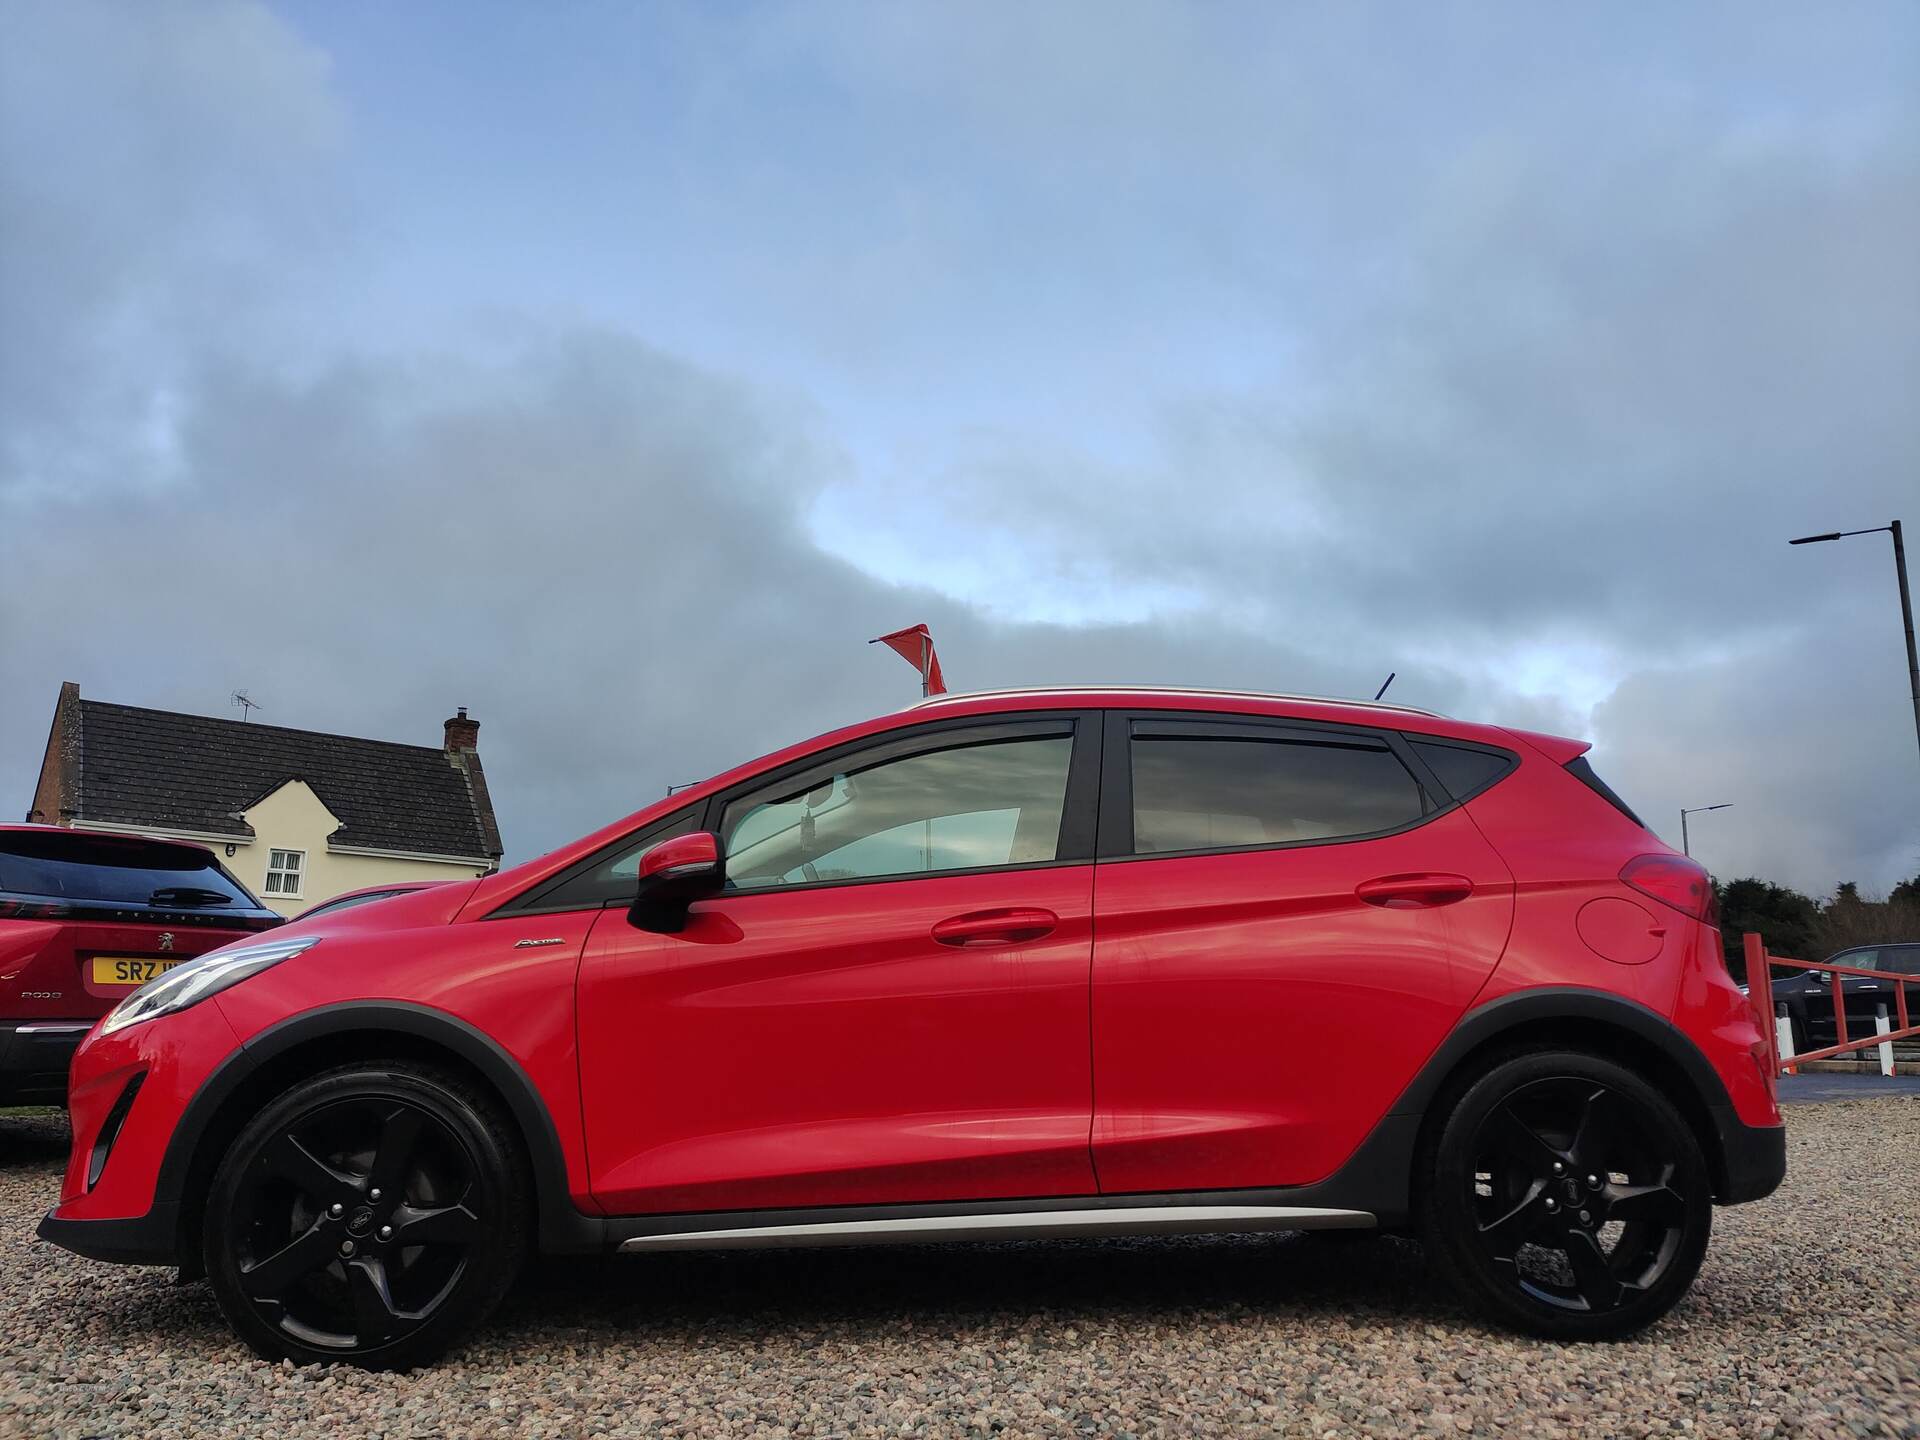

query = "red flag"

[{"left": 870, "top": 624, "right": 946, "bottom": 695}]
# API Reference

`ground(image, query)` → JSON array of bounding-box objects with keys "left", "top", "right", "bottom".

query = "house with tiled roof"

[{"left": 26, "top": 683, "right": 503, "bottom": 917}]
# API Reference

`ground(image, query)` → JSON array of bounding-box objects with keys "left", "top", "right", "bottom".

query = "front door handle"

[
  {"left": 932, "top": 907, "right": 1058, "bottom": 947},
  {"left": 1355, "top": 873, "right": 1474, "bottom": 909}
]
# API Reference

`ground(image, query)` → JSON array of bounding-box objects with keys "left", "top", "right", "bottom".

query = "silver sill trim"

[{"left": 617, "top": 1205, "right": 1375, "bottom": 1252}]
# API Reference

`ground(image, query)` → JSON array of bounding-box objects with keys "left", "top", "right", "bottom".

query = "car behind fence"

[{"left": 1744, "top": 932, "right": 1920, "bottom": 1077}]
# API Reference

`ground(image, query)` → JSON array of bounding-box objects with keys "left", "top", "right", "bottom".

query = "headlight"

[{"left": 100, "top": 936, "right": 321, "bottom": 1036}]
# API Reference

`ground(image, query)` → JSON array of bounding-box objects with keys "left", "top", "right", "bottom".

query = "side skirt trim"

[{"left": 616, "top": 1204, "right": 1374, "bottom": 1252}]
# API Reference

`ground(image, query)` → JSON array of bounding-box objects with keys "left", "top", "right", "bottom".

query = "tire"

[
  {"left": 203, "top": 1062, "right": 529, "bottom": 1370},
  {"left": 1418, "top": 1048, "right": 1712, "bottom": 1341}
]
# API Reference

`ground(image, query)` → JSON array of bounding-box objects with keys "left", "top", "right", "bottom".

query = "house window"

[{"left": 264, "top": 849, "right": 305, "bottom": 897}]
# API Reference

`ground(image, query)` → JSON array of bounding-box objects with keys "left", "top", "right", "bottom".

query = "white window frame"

[{"left": 264, "top": 848, "right": 306, "bottom": 898}]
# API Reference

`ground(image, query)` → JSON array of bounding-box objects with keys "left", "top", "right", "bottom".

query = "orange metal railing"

[{"left": 1743, "top": 932, "right": 1918, "bottom": 1072}]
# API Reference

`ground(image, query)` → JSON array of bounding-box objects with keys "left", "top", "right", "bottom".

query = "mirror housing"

[{"left": 628, "top": 831, "right": 724, "bottom": 933}]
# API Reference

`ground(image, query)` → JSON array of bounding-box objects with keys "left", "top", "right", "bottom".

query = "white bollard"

[
  {"left": 1875, "top": 1004, "right": 1894, "bottom": 1078},
  {"left": 1775, "top": 1006, "right": 1797, "bottom": 1075}
]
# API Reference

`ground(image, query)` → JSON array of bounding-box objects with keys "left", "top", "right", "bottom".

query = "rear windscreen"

[
  {"left": 1564, "top": 755, "right": 1647, "bottom": 828},
  {"left": 0, "top": 831, "right": 257, "bottom": 908}
]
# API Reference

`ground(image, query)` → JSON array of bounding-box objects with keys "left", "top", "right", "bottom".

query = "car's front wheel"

[
  {"left": 1420, "top": 1048, "right": 1713, "bottom": 1340},
  {"left": 203, "top": 1062, "right": 528, "bottom": 1369}
]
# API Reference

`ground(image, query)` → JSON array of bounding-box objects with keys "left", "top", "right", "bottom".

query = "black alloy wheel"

[
  {"left": 1421, "top": 1049, "right": 1712, "bottom": 1340},
  {"left": 204, "top": 1064, "right": 527, "bottom": 1369}
]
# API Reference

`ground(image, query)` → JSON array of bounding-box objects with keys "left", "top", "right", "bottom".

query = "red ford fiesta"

[{"left": 39, "top": 687, "right": 1784, "bottom": 1368}]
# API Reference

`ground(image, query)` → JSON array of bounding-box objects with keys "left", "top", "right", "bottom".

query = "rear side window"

[
  {"left": 1882, "top": 946, "right": 1920, "bottom": 977},
  {"left": 1130, "top": 733, "right": 1426, "bottom": 855},
  {"left": 0, "top": 830, "right": 256, "bottom": 907},
  {"left": 1408, "top": 740, "right": 1513, "bottom": 801},
  {"left": 1564, "top": 755, "right": 1647, "bottom": 828}
]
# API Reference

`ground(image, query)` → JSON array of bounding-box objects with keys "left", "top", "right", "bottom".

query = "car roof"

[
  {"left": 908, "top": 685, "right": 1444, "bottom": 719},
  {"left": 0, "top": 821, "right": 216, "bottom": 857}
]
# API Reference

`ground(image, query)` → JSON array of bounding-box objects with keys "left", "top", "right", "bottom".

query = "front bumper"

[
  {"left": 34, "top": 998, "right": 247, "bottom": 1270},
  {"left": 0, "top": 1021, "right": 91, "bottom": 1105},
  {"left": 1711, "top": 1105, "right": 1786, "bottom": 1204}
]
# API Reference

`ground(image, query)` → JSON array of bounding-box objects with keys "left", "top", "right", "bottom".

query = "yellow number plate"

[{"left": 92, "top": 956, "right": 184, "bottom": 987}]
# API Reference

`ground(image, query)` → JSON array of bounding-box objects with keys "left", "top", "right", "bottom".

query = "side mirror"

[{"left": 628, "top": 831, "right": 724, "bottom": 933}]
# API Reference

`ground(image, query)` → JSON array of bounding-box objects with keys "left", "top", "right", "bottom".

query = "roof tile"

[{"left": 74, "top": 701, "right": 499, "bottom": 860}]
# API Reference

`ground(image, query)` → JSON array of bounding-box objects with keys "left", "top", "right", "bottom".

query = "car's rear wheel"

[
  {"left": 1420, "top": 1049, "right": 1712, "bottom": 1340},
  {"left": 203, "top": 1062, "right": 528, "bottom": 1370}
]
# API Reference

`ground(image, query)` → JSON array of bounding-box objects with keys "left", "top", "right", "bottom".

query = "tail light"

[{"left": 1620, "top": 853, "right": 1715, "bottom": 921}]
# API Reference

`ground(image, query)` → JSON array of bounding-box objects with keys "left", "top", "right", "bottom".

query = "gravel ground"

[{"left": 2, "top": 1102, "right": 1915, "bottom": 1440}]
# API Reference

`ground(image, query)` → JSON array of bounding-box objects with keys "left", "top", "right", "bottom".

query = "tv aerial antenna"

[{"left": 230, "top": 690, "right": 262, "bottom": 722}]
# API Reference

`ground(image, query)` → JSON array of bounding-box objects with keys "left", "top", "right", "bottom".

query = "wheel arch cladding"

[
  {"left": 1397, "top": 988, "right": 1738, "bottom": 1200},
  {"left": 164, "top": 1001, "right": 601, "bottom": 1271}
]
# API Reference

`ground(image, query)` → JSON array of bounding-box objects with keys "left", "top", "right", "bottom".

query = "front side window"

[
  {"left": 1130, "top": 731, "right": 1425, "bottom": 855},
  {"left": 721, "top": 734, "right": 1074, "bottom": 890}
]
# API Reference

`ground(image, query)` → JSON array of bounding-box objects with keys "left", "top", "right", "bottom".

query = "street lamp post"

[
  {"left": 1789, "top": 520, "right": 1920, "bottom": 770},
  {"left": 1680, "top": 803, "right": 1732, "bottom": 858}
]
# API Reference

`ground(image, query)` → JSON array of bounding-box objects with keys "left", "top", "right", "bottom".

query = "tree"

[
  {"left": 1714, "top": 877, "right": 1820, "bottom": 982},
  {"left": 1890, "top": 873, "right": 1920, "bottom": 907},
  {"left": 1811, "top": 877, "right": 1920, "bottom": 956}
]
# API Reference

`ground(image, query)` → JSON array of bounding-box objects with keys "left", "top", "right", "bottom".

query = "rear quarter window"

[
  {"left": 1407, "top": 740, "right": 1514, "bottom": 802},
  {"left": 1563, "top": 755, "right": 1647, "bottom": 828}
]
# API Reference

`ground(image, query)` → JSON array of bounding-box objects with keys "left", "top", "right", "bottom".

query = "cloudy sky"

[{"left": 3, "top": 1, "right": 1916, "bottom": 894}]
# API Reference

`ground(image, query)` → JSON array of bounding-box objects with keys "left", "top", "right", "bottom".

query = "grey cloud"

[
  {"left": 0, "top": 0, "right": 345, "bottom": 499},
  {"left": 853, "top": 138, "right": 1920, "bottom": 657},
  {"left": 1595, "top": 625, "right": 1920, "bottom": 896},
  {"left": 0, "top": 330, "right": 1401, "bottom": 861},
  {"left": 3, "top": 1, "right": 1916, "bottom": 894}
]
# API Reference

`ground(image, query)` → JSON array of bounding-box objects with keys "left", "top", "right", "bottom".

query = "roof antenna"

[
  {"left": 1373, "top": 672, "right": 1396, "bottom": 702},
  {"left": 230, "top": 689, "right": 261, "bottom": 722}
]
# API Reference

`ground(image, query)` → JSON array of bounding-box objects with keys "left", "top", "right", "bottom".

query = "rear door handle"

[
  {"left": 1355, "top": 873, "right": 1474, "bottom": 909},
  {"left": 932, "top": 907, "right": 1058, "bottom": 947}
]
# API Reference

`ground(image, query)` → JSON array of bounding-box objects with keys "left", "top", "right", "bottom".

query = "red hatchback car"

[
  {"left": 1, "top": 826, "right": 281, "bottom": 1105},
  {"left": 39, "top": 688, "right": 1784, "bottom": 1368}
]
